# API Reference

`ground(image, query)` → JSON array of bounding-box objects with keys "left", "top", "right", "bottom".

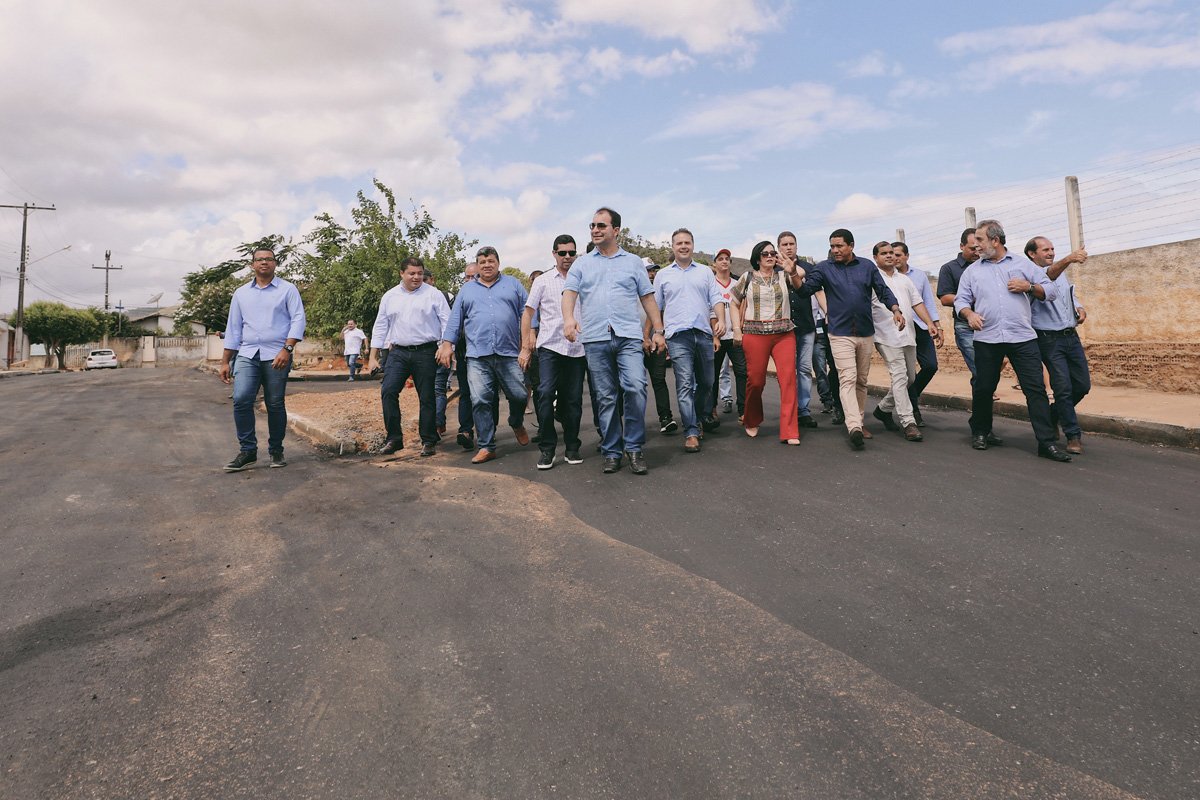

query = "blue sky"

[{"left": 1, "top": 0, "right": 1198, "bottom": 311}]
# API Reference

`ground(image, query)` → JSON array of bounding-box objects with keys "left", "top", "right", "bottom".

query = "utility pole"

[
  {"left": 115, "top": 301, "right": 124, "bottom": 335},
  {"left": 1, "top": 202, "right": 56, "bottom": 364},
  {"left": 1065, "top": 176, "right": 1085, "bottom": 252},
  {"left": 92, "top": 250, "right": 123, "bottom": 346},
  {"left": 964, "top": 207, "right": 977, "bottom": 229},
  {"left": 895, "top": 228, "right": 905, "bottom": 243}
]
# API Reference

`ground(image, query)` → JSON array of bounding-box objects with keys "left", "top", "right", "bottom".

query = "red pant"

[{"left": 741, "top": 331, "right": 798, "bottom": 441}]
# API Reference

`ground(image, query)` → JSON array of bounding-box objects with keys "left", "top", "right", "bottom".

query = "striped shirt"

[{"left": 733, "top": 269, "right": 794, "bottom": 335}]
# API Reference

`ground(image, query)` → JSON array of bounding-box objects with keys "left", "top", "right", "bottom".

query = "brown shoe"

[
  {"left": 512, "top": 425, "right": 531, "bottom": 446},
  {"left": 1066, "top": 436, "right": 1083, "bottom": 455},
  {"left": 471, "top": 449, "right": 496, "bottom": 464},
  {"left": 684, "top": 435, "right": 701, "bottom": 453},
  {"left": 861, "top": 428, "right": 873, "bottom": 439},
  {"left": 903, "top": 423, "right": 923, "bottom": 442}
]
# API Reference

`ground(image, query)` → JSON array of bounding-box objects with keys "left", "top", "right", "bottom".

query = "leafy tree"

[
  {"left": 175, "top": 234, "right": 295, "bottom": 333},
  {"left": 286, "top": 180, "right": 476, "bottom": 339},
  {"left": 501, "top": 267, "right": 531, "bottom": 289},
  {"left": 617, "top": 228, "right": 712, "bottom": 267},
  {"left": 23, "top": 301, "right": 103, "bottom": 369}
]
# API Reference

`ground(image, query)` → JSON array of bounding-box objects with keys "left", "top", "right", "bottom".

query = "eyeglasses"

[
  {"left": 251, "top": 257, "right": 276, "bottom": 263},
  {"left": 760, "top": 251, "right": 777, "bottom": 258},
  {"left": 555, "top": 250, "right": 577, "bottom": 257},
  {"left": 588, "top": 222, "right": 609, "bottom": 230}
]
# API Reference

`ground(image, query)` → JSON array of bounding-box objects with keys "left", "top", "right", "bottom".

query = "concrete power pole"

[
  {"left": 964, "top": 207, "right": 977, "bottom": 229},
  {"left": 895, "top": 228, "right": 906, "bottom": 243},
  {"left": 92, "top": 250, "right": 123, "bottom": 346},
  {"left": 1, "top": 202, "right": 56, "bottom": 364},
  {"left": 1065, "top": 176, "right": 1085, "bottom": 251}
]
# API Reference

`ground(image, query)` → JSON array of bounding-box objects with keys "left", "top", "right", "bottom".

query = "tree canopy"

[
  {"left": 23, "top": 302, "right": 104, "bottom": 369},
  {"left": 175, "top": 235, "right": 293, "bottom": 333}
]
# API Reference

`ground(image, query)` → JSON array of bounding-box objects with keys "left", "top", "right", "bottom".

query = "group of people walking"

[{"left": 217, "top": 208, "right": 1093, "bottom": 472}]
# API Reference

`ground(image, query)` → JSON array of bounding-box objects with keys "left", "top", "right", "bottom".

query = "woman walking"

[{"left": 731, "top": 241, "right": 805, "bottom": 445}]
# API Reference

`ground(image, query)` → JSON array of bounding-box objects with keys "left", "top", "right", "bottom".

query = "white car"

[{"left": 85, "top": 349, "right": 119, "bottom": 370}]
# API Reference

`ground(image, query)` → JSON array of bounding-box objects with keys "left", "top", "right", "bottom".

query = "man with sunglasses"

[
  {"left": 520, "top": 236, "right": 587, "bottom": 469},
  {"left": 563, "top": 207, "right": 668, "bottom": 475}
]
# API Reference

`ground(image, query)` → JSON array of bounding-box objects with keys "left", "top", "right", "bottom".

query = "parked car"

[{"left": 85, "top": 349, "right": 119, "bottom": 370}]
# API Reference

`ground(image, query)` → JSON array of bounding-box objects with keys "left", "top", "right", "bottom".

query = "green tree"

[
  {"left": 501, "top": 266, "right": 531, "bottom": 289},
  {"left": 23, "top": 301, "right": 104, "bottom": 370},
  {"left": 175, "top": 234, "right": 295, "bottom": 333},
  {"left": 617, "top": 228, "right": 712, "bottom": 267},
  {"left": 286, "top": 180, "right": 476, "bottom": 339}
]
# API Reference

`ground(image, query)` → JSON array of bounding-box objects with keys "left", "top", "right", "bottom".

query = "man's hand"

[
  {"left": 436, "top": 342, "right": 454, "bottom": 368},
  {"left": 1068, "top": 248, "right": 1088, "bottom": 265},
  {"left": 712, "top": 318, "right": 726, "bottom": 338},
  {"left": 518, "top": 346, "right": 532, "bottom": 371},
  {"left": 367, "top": 357, "right": 379, "bottom": 374},
  {"left": 963, "top": 309, "right": 985, "bottom": 331},
  {"left": 1007, "top": 277, "right": 1032, "bottom": 294},
  {"left": 1076, "top": 306, "right": 1088, "bottom": 325},
  {"left": 219, "top": 363, "right": 232, "bottom": 384},
  {"left": 712, "top": 335, "right": 721, "bottom": 353},
  {"left": 271, "top": 350, "right": 291, "bottom": 370},
  {"left": 563, "top": 318, "right": 581, "bottom": 343},
  {"left": 931, "top": 326, "right": 944, "bottom": 347},
  {"left": 651, "top": 332, "right": 667, "bottom": 353},
  {"left": 893, "top": 309, "right": 906, "bottom": 331},
  {"left": 732, "top": 328, "right": 743, "bottom": 345}
]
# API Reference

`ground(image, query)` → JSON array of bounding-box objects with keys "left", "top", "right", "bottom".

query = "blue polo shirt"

[
  {"left": 800, "top": 256, "right": 898, "bottom": 337},
  {"left": 563, "top": 247, "right": 653, "bottom": 343},
  {"left": 654, "top": 261, "right": 724, "bottom": 338},
  {"left": 954, "top": 251, "right": 1057, "bottom": 344},
  {"left": 441, "top": 274, "right": 527, "bottom": 357}
]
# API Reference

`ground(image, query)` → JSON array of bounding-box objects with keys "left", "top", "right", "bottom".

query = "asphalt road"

[{"left": 1, "top": 368, "right": 1197, "bottom": 799}]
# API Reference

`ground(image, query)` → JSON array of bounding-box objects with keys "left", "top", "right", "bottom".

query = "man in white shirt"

[
  {"left": 870, "top": 242, "right": 938, "bottom": 442},
  {"left": 708, "top": 248, "right": 746, "bottom": 421},
  {"left": 520, "top": 235, "right": 587, "bottom": 469},
  {"left": 367, "top": 256, "right": 451, "bottom": 457},
  {"left": 341, "top": 320, "right": 368, "bottom": 381}
]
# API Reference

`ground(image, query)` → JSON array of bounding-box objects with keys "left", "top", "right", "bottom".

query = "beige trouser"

[
  {"left": 829, "top": 334, "right": 873, "bottom": 432},
  {"left": 875, "top": 342, "right": 917, "bottom": 427}
]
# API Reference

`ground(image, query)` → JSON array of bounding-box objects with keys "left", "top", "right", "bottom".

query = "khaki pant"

[
  {"left": 875, "top": 342, "right": 917, "bottom": 427},
  {"left": 828, "top": 335, "right": 873, "bottom": 431}
]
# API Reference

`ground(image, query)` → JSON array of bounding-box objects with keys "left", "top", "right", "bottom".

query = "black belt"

[
  {"left": 1036, "top": 328, "right": 1077, "bottom": 338},
  {"left": 389, "top": 341, "right": 438, "bottom": 351}
]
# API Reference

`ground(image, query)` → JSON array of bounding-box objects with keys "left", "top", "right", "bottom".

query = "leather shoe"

[
  {"left": 1038, "top": 443, "right": 1073, "bottom": 462},
  {"left": 456, "top": 431, "right": 474, "bottom": 450},
  {"left": 903, "top": 423, "right": 923, "bottom": 442},
  {"left": 420, "top": 443, "right": 436, "bottom": 457},
  {"left": 861, "top": 428, "right": 873, "bottom": 439},
  {"left": 602, "top": 456, "right": 622, "bottom": 474},
  {"left": 379, "top": 438, "right": 403, "bottom": 455},
  {"left": 471, "top": 449, "right": 496, "bottom": 464},
  {"left": 831, "top": 408, "right": 845, "bottom": 426},
  {"left": 798, "top": 416, "right": 818, "bottom": 428},
  {"left": 848, "top": 428, "right": 865, "bottom": 450},
  {"left": 912, "top": 406, "right": 925, "bottom": 427},
  {"left": 684, "top": 435, "right": 701, "bottom": 453},
  {"left": 512, "top": 425, "right": 531, "bottom": 446},
  {"left": 873, "top": 406, "right": 900, "bottom": 431},
  {"left": 971, "top": 434, "right": 988, "bottom": 450},
  {"left": 985, "top": 432, "right": 1004, "bottom": 446},
  {"left": 627, "top": 451, "right": 648, "bottom": 475},
  {"left": 1066, "top": 436, "right": 1083, "bottom": 455}
]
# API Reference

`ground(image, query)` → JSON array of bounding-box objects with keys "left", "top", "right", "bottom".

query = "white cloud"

[
  {"left": 580, "top": 153, "right": 607, "bottom": 165},
  {"left": 844, "top": 51, "right": 903, "bottom": 79},
  {"left": 557, "top": 0, "right": 782, "bottom": 54}
]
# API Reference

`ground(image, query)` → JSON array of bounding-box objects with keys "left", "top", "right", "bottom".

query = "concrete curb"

[
  {"left": 0, "top": 369, "right": 61, "bottom": 379},
  {"left": 867, "top": 383, "right": 1199, "bottom": 449},
  {"left": 285, "top": 411, "right": 357, "bottom": 455},
  {"left": 197, "top": 361, "right": 378, "bottom": 382}
]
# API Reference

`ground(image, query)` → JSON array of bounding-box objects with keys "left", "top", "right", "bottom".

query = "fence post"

[
  {"left": 895, "top": 228, "right": 905, "bottom": 243},
  {"left": 1065, "top": 176, "right": 1085, "bottom": 251},
  {"left": 964, "top": 207, "right": 977, "bottom": 228}
]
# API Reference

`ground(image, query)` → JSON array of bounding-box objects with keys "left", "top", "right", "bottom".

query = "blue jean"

[
  {"left": 813, "top": 330, "right": 833, "bottom": 407},
  {"left": 584, "top": 333, "right": 648, "bottom": 458},
  {"left": 794, "top": 330, "right": 815, "bottom": 418},
  {"left": 434, "top": 363, "right": 452, "bottom": 429},
  {"left": 381, "top": 344, "right": 438, "bottom": 445},
  {"left": 232, "top": 353, "right": 291, "bottom": 454},
  {"left": 1037, "top": 329, "right": 1091, "bottom": 438},
  {"left": 466, "top": 355, "right": 528, "bottom": 451},
  {"left": 666, "top": 328, "right": 716, "bottom": 438},
  {"left": 536, "top": 349, "right": 586, "bottom": 454},
  {"left": 345, "top": 353, "right": 361, "bottom": 377},
  {"left": 954, "top": 320, "right": 977, "bottom": 379}
]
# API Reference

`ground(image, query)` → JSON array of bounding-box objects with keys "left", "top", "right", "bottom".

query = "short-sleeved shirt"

[
  {"left": 937, "top": 255, "right": 973, "bottom": 306},
  {"left": 563, "top": 247, "right": 653, "bottom": 343},
  {"left": 654, "top": 261, "right": 724, "bottom": 338},
  {"left": 714, "top": 275, "right": 737, "bottom": 341},
  {"left": 872, "top": 269, "right": 923, "bottom": 348},
  {"left": 527, "top": 269, "right": 585, "bottom": 357},
  {"left": 343, "top": 327, "right": 368, "bottom": 355},
  {"left": 733, "top": 269, "right": 794, "bottom": 335}
]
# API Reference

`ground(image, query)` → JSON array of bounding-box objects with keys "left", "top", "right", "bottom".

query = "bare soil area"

[{"left": 287, "top": 384, "right": 457, "bottom": 453}]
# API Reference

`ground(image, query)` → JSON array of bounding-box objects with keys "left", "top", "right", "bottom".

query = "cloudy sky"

[{"left": 2, "top": 0, "right": 1199, "bottom": 312}]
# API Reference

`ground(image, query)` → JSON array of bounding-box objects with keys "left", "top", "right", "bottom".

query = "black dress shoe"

[
  {"left": 1038, "top": 443, "right": 1073, "bottom": 462},
  {"left": 420, "top": 443, "right": 436, "bottom": 457},
  {"left": 379, "top": 438, "right": 403, "bottom": 455},
  {"left": 627, "top": 451, "right": 648, "bottom": 475},
  {"left": 971, "top": 434, "right": 989, "bottom": 450},
  {"left": 602, "top": 456, "right": 622, "bottom": 474},
  {"left": 798, "top": 416, "right": 818, "bottom": 428},
  {"left": 985, "top": 432, "right": 1004, "bottom": 446},
  {"left": 831, "top": 408, "right": 845, "bottom": 426},
  {"left": 872, "top": 406, "right": 900, "bottom": 431},
  {"left": 701, "top": 416, "right": 721, "bottom": 432},
  {"left": 912, "top": 406, "right": 925, "bottom": 427},
  {"left": 456, "top": 431, "right": 474, "bottom": 450}
]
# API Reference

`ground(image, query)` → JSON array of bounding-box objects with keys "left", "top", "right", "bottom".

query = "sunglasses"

[
  {"left": 556, "top": 250, "right": 577, "bottom": 257},
  {"left": 760, "top": 251, "right": 777, "bottom": 258},
  {"left": 588, "top": 222, "right": 609, "bottom": 230}
]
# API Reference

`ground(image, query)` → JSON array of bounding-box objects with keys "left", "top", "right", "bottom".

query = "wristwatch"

[
  {"left": 653, "top": 329, "right": 665, "bottom": 336},
  {"left": 284, "top": 344, "right": 295, "bottom": 353}
]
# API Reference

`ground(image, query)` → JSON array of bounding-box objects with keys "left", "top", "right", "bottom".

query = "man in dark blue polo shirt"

[
  {"left": 937, "top": 229, "right": 982, "bottom": 381},
  {"left": 799, "top": 229, "right": 902, "bottom": 450}
]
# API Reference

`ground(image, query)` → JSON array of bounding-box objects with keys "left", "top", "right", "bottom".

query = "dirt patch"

[{"left": 287, "top": 384, "right": 458, "bottom": 453}]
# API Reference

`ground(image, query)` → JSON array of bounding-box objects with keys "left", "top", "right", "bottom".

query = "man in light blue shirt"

[
  {"left": 1026, "top": 236, "right": 1091, "bottom": 455},
  {"left": 893, "top": 241, "right": 943, "bottom": 426},
  {"left": 437, "top": 246, "right": 530, "bottom": 464},
  {"left": 955, "top": 219, "right": 1071, "bottom": 462},
  {"left": 563, "top": 207, "right": 668, "bottom": 475},
  {"left": 220, "top": 247, "right": 306, "bottom": 471},
  {"left": 654, "top": 227, "right": 726, "bottom": 452}
]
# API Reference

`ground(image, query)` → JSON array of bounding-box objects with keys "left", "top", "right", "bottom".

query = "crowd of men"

[{"left": 218, "top": 209, "right": 1092, "bottom": 472}]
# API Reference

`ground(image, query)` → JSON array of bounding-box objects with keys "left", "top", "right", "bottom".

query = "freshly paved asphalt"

[{"left": 1, "top": 368, "right": 1197, "bottom": 799}]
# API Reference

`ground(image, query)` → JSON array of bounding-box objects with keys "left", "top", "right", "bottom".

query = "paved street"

[{"left": 1, "top": 368, "right": 1197, "bottom": 799}]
